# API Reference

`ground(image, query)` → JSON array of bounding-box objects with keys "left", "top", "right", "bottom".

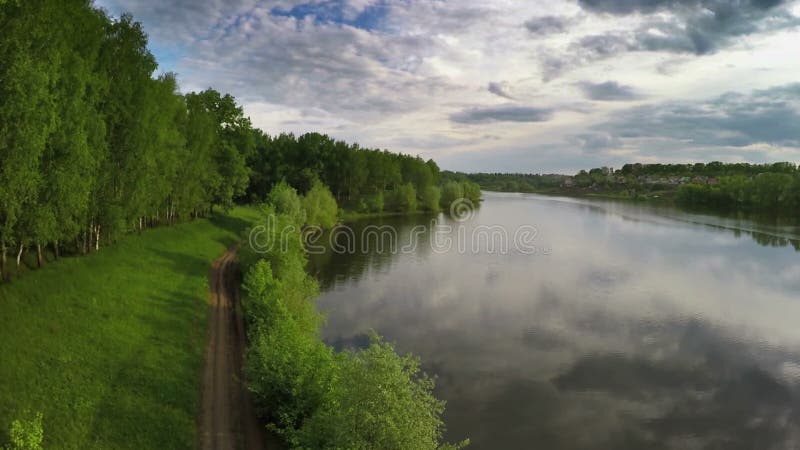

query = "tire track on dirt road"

[{"left": 199, "top": 246, "right": 267, "bottom": 450}]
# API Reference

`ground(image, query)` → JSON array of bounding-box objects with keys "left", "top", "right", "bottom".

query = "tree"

[
  {"left": 0, "top": 0, "right": 62, "bottom": 277},
  {"left": 440, "top": 182, "right": 463, "bottom": 210},
  {"left": 297, "top": 336, "right": 468, "bottom": 450},
  {"left": 387, "top": 183, "right": 417, "bottom": 212},
  {"left": 420, "top": 185, "right": 441, "bottom": 212},
  {"left": 268, "top": 181, "right": 306, "bottom": 225},
  {"left": 303, "top": 180, "right": 338, "bottom": 229},
  {"left": 190, "top": 89, "right": 253, "bottom": 210},
  {"left": 96, "top": 12, "right": 158, "bottom": 244}
]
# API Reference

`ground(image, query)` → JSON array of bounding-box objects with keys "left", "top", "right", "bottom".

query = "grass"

[{"left": 0, "top": 206, "right": 261, "bottom": 449}]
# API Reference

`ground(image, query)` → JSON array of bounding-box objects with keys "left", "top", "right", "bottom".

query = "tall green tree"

[
  {"left": 190, "top": 89, "right": 253, "bottom": 209},
  {"left": 0, "top": 0, "right": 62, "bottom": 276}
]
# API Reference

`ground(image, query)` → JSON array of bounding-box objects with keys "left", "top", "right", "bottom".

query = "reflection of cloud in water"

[{"left": 313, "top": 193, "right": 800, "bottom": 449}]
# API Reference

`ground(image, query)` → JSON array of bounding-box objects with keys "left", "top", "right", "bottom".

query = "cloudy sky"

[{"left": 95, "top": 0, "right": 800, "bottom": 173}]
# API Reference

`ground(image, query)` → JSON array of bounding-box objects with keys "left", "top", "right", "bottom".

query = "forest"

[
  {"left": 465, "top": 162, "right": 800, "bottom": 214},
  {"left": 0, "top": 0, "right": 479, "bottom": 281}
]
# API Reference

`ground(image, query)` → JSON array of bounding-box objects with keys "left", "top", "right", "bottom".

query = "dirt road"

[{"left": 199, "top": 247, "right": 266, "bottom": 450}]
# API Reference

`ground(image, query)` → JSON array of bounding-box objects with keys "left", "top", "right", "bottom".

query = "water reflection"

[{"left": 309, "top": 192, "right": 800, "bottom": 449}]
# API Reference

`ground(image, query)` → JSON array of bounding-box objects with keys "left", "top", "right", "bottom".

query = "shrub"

[
  {"left": 296, "top": 336, "right": 468, "bottom": 450},
  {"left": 440, "top": 181, "right": 464, "bottom": 210},
  {"left": 242, "top": 195, "right": 467, "bottom": 449},
  {"left": 268, "top": 181, "right": 306, "bottom": 225},
  {"left": 440, "top": 181, "right": 480, "bottom": 211},
  {"left": 461, "top": 181, "right": 481, "bottom": 204},
  {"left": 245, "top": 289, "right": 335, "bottom": 438},
  {"left": 420, "top": 185, "right": 441, "bottom": 212},
  {"left": 367, "top": 191, "right": 384, "bottom": 213},
  {"left": 303, "top": 180, "right": 338, "bottom": 229},
  {"left": 6, "top": 412, "right": 43, "bottom": 450},
  {"left": 386, "top": 183, "right": 417, "bottom": 212}
]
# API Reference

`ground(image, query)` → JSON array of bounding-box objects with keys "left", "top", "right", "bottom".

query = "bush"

[
  {"left": 6, "top": 412, "right": 43, "bottom": 450},
  {"left": 420, "top": 185, "right": 441, "bottom": 212},
  {"left": 296, "top": 336, "right": 468, "bottom": 450},
  {"left": 386, "top": 183, "right": 417, "bottom": 212},
  {"left": 242, "top": 218, "right": 333, "bottom": 439},
  {"left": 268, "top": 181, "right": 306, "bottom": 225},
  {"left": 440, "top": 181, "right": 463, "bottom": 210},
  {"left": 367, "top": 191, "right": 385, "bottom": 213},
  {"left": 462, "top": 181, "right": 481, "bottom": 204},
  {"left": 244, "top": 271, "right": 335, "bottom": 437},
  {"left": 303, "top": 180, "right": 338, "bottom": 229},
  {"left": 242, "top": 198, "right": 466, "bottom": 449}
]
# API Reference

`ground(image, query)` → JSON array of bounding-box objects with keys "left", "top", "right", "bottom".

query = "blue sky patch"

[{"left": 270, "top": 0, "right": 389, "bottom": 31}]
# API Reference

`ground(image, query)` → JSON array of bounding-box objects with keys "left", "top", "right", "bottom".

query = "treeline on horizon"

[
  {"left": 248, "top": 133, "right": 481, "bottom": 214},
  {"left": 465, "top": 162, "right": 800, "bottom": 214},
  {"left": 0, "top": 1, "right": 479, "bottom": 281}
]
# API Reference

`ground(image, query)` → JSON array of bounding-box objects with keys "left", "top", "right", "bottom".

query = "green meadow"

[{"left": 0, "top": 207, "right": 259, "bottom": 449}]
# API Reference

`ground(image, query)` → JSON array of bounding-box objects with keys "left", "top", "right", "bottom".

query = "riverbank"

[
  {"left": 238, "top": 185, "right": 469, "bottom": 449},
  {"left": 484, "top": 187, "right": 677, "bottom": 204},
  {"left": 340, "top": 209, "right": 435, "bottom": 222},
  {"left": 0, "top": 207, "right": 260, "bottom": 449}
]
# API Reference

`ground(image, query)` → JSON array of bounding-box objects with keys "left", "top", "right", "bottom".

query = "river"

[{"left": 308, "top": 191, "right": 800, "bottom": 449}]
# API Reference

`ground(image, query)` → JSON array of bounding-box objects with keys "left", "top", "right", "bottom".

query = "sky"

[{"left": 94, "top": 0, "right": 800, "bottom": 173}]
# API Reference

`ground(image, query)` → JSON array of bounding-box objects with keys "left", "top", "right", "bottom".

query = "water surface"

[{"left": 308, "top": 192, "right": 800, "bottom": 449}]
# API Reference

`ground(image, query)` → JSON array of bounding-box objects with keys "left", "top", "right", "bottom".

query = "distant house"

[
  {"left": 563, "top": 177, "right": 575, "bottom": 187},
  {"left": 707, "top": 177, "right": 719, "bottom": 185}
]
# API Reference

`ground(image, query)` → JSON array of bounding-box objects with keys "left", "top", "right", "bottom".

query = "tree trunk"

[
  {"left": 16, "top": 243, "right": 24, "bottom": 271},
  {"left": 95, "top": 225, "right": 100, "bottom": 251},
  {"left": 87, "top": 222, "right": 93, "bottom": 253},
  {"left": 1, "top": 243, "right": 7, "bottom": 281},
  {"left": 54, "top": 241, "right": 59, "bottom": 259},
  {"left": 36, "top": 242, "right": 43, "bottom": 268}
]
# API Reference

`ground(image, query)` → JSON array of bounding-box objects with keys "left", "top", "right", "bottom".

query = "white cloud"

[{"left": 95, "top": 0, "right": 800, "bottom": 172}]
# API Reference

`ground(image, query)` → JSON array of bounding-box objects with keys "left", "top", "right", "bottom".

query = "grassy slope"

[{"left": 0, "top": 206, "right": 260, "bottom": 449}]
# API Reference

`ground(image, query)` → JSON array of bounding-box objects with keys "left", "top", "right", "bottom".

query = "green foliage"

[
  {"left": 420, "top": 185, "right": 442, "bottom": 212},
  {"left": 241, "top": 132, "right": 447, "bottom": 212},
  {"left": 297, "top": 336, "right": 468, "bottom": 450},
  {"left": 242, "top": 203, "right": 465, "bottom": 449},
  {"left": 0, "top": 207, "right": 261, "bottom": 449},
  {"left": 357, "top": 192, "right": 385, "bottom": 213},
  {"left": 0, "top": 0, "right": 453, "bottom": 272},
  {"left": 268, "top": 181, "right": 306, "bottom": 225},
  {"left": 386, "top": 183, "right": 418, "bottom": 213},
  {"left": 677, "top": 173, "right": 800, "bottom": 213},
  {"left": 368, "top": 191, "right": 385, "bottom": 213},
  {"left": 461, "top": 182, "right": 481, "bottom": 204},
  {"left": 6, "top": 412, "right": 43, "bottom": 450},
  {"left": 302, "top": 180, "right": 339, "bottom": 229},
  {"left": 439, "top": 181, "right": 480, "bottom": 210},
  {"left": 440, "top": 182, "right": 464, "bottom": 210},
  {"left": 464, "top": 163, "right": 799, "bottom": 215},
  {"left": 0, "top": 2, "right": 260, "bottom": 273},
  {"left": 243, "top": 260, "right": 334, "bottom": 436}
]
